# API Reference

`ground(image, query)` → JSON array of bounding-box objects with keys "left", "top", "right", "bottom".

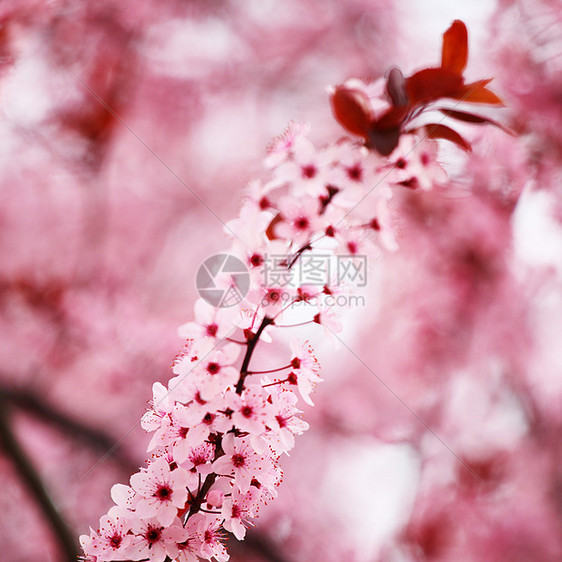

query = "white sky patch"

[
  {"left": 444, "top": 365, "right": 529, "bottom": 456},
  {"left": 321, "top": 439, "right": 420, "bottom": 561},
  {"left": 3, "top": 50, "right": 56, "bottom": 125},
  {"left": 513, "top": 185, "right": 562, "bottom": 275},
  {"left": 142, "top": 18, "right": 247, "bottom": 79}
]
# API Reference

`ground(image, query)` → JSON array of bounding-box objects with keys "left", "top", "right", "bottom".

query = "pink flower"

[
  {"left": 110, "top": 484, "right": 140, "bottom": 512},
  {"left": 313, "top": 305, "right": 343, "bottom": 335},
  {"left": 178, "top": 299, "right": 239, "bottom": 342},
  {"left": 371, "top": 195, "right": 399, "bottom": 252},
  {"left": 288, "top": 338, "right": 322, "bottom": 405},
  {"left": 267, "top": 135, "right": 334, "bottom": 197},
  {"left": 328, "top": 140, "right": 383, "bottom": 207},
  {"left": 79, "top": 511, "right": 133, "bottom": 561},
  {"left": 129, "top": 517, "right": 188, "bottom": 562},
  {"left": 334, "top": 227, "right": 377, "bottom": 257},
  {"left": 225, "top": 201, "right": 274, "bottom": 249},
  {"left": 141, "top": 382, "right": 175, "bottom": 432},
  {"left": 276, "top": 195, "right": 320, "bottom": 245},
  {"left": 267, "top": 389, "right": 310, "bottom": 454},
  {"left": 264, "top": 121, "right": 310, "bottom": 168},
  {"left": 212, "top": 433, "right": 262, "bottom": 493},
  {"left": 385, "top": 135, "right": 447, "bottom": 191},
  {"left": 183, "top": 441, "right": 216, "bottom": 475},
  {"left": 147, "top": 405, "right": 187, "bottom": 453},
  {"left": 221, "top": 486, "right": 260, "bottom": 540},
  {"left": 173, "top": 398, "right": 231, "bottom": 447},
  {"left": 174, "top": 518, "right": 203, "bottom": 562},
  {"left": 225, "top": 385, "right": 270, "bottom": 435},
  {"left": 194, "top": 343, "right": 241, "bottom": 401},
  {"left": 130, "top": 458, "right": 190, "bottom": 527},
  {"left": 191, "top": 513, "right": 230, "bottom": 562}
]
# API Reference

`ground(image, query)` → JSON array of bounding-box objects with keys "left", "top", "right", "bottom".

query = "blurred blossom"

[{"left": 0, "top": 1, "right": 561, "bottom": 561}]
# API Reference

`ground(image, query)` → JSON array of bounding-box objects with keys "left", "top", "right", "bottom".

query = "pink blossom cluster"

[{"left": 80, "top": 100, "right": 447, "bottom": 559}]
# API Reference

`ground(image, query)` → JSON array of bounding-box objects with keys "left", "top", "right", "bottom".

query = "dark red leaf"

[
  {"left": 439, "top": 108, "right": 490, "bottom": 123},
  {"left": 439, "top": 108, "right": 513, "bottom": 133},
  {"left": 405, "top": 68, "right": 464, "bottom": 104},
  {"left": 330, "top": 86, "right": 372, "bottom": 139},
  {"left": 418, "top": 123, "right": 472, "bottom": 152},
  {"left": 441, "top": 20, "right": 468, "bottom": 74},
  {"left": 455, "top": 80, "right": 504, "bottom": 105},
  {"left": 372, "top": 105, "right": 409, "bottom": 130},
  {"left": 366, "top": 126, "right": 401, "bottom": 156},
  {"left": 386, "top": 67, "right": 408, "bottom": 106}
]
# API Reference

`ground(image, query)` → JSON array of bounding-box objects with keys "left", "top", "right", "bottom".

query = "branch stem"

[{"left": 0, "top": 394, "right": 80, "bottom": 562}]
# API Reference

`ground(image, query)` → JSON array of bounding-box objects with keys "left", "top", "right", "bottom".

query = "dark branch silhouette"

[
  {"left": 0, "top": 394, "right": 81, "bottom": 562},
  {"left": 0, "top": 383, "right": 138, "bottom": 472}
]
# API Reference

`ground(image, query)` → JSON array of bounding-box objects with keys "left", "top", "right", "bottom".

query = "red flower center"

[
  {"left": 347, "top": 164, "right": 363, "bottom": 181},
  {"left": 204, "top": 530, "right": 215, "bottom": 544},
  {"left": 206, "top": 323, "right": 218, "bottom": 337},
  {"left": 301, "top": 164, "right": 317, "bottom": 179},
  {"left": 241, "top": 405, "right": 254, "bottom": 418},
  {"left": 249, "top": 253, "right": 264, "bottom": 267},
  {"left": 146, "top": 526, "right": 162, "bottom": 544},
  {"left": 207, "top": 362, "right": 220, "bottom": 375},
  {"left": 232, "top": 453, "right": 246, "bottom": 468},
  {"left": 155, "top": 485, "right": 172, "bottom": 501}
]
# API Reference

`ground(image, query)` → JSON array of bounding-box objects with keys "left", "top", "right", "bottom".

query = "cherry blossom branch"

[
  {"left": 235, "top": 316, "right": 275, "bottom": 394},
  {"left": 79, "top": 19, "right": 507, "bottom": 562},
  {"left": 187, "top": 316, "right": 275, "bottom": 521}
]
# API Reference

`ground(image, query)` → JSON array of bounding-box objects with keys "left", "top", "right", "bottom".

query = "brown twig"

[
  {"left": 0, "top": 383, "right": 138, "bottom": 473},
  {"left": 0, "top": 394, "right": 81, "bottom": 562}
]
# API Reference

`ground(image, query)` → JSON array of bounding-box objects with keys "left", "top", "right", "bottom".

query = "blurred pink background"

[{"left": 0, "top": 0, "right": 561, "bottom": 560}]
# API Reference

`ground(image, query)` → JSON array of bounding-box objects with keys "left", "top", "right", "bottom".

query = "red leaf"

[
  {"left": 441, "top": 20, "right": 468, "bottom": 74},
  {"left": 405, "top": 68, "right": 464, "bottom": 105},
  {"left": 455, "top": 80, "right": 504, "bottom": 105},
  {"left": 372, "top": 105, "right": 409, "bottom": 130},
  {"left": 366, "top": 126, "right": 401, "bottom": 156},
  {"left": 439, "top": 108, "right": 513, "bottom": 134},
  {"left": 419, "top": 123, "right": 472, "bottom": 152},
  {"left": 330, "top": 86, "right": 372, "bottom": 139},
  {"left": 439, "top": 108, "right": 490, "bottom": 123}
]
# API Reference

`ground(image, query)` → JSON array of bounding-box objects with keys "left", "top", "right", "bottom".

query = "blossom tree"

[
  {"left": 0, "top": 1, "right": 561, "bottom": 562},
  {"left": 77, "top": 18, "right": 513, "bottom": 562}
]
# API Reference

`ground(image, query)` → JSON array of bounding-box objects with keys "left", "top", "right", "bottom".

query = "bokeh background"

[{"left": 0, "top": 0, "right": 561, "bottom": 560}]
